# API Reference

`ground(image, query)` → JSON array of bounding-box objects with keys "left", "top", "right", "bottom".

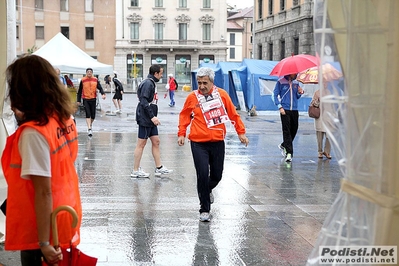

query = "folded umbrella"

[
  {"left": 269, "top": 54, "right": 319, "bottom": 77},
  {"left": 42, "top": 205, "right": 97, "bottom": 266}
]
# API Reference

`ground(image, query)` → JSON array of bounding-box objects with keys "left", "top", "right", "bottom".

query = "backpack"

[{"left": 174, "top": 79, "right": 179, "bottom": 89}]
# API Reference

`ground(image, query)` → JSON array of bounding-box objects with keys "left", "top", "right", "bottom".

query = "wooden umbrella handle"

[{"left": 51, "top": 205, "right": 78, "bottom": 247}]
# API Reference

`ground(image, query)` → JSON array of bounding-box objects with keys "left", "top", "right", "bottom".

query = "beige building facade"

[
  {"left": 227, "top": 6, "right": 253, "bottom": 62},
  {"left": 114, "top": 0, "right": 228, "bottom": 88},
  {"left": 15, "top": 0, "right": 116, "bottom": 74}
]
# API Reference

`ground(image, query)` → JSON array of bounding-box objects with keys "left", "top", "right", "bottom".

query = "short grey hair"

[{"left": 196, "top": 67, "right": 215, "bottom": 83}]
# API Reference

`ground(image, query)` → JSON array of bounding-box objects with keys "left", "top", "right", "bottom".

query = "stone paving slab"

[{"left": 0, "top": 91, "right": 343, "bottom": 266}]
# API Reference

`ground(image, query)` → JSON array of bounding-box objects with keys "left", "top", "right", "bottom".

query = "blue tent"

[
  {"left": 230, "top": 59, "right": 279, "bottom": 111},
  {"left": 190, "top": 63, "right": 219, "bottom": 90},
  {"left": 214, "top": 62, "right": 241, "bottom": 95},
  {"left": 191, "top": 62, "right": 240, "bottom": 94}
]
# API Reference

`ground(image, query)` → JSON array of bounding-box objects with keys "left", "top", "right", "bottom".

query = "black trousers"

[
  {"left": 21, "top": 249, "right": 43, "bottom": 266},
  {"left": 280, "top": 110, "right": 299, "bottom": 155},
  {"left": 190, "top": 141, "right": 225, "bottom": 213}
]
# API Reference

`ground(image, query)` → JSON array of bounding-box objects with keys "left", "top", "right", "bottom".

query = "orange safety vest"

[
  {"left": 1, "top": 117, "right": 82, "bottom": 250},
  {"left": 81, "top": 76, "right": 98, "bottom": 99}
]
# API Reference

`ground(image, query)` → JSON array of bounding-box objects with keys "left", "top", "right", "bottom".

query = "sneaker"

[
  {"left": 116, "top": 109, "right": 122, "bottom": 114},
  {"left": 87, "top": 129, "right": 93, "bottom": 137},
  {"left": 154, "top": 165, "right": 173, "bottom": 177},
  {"left": 278, "top": 144, "right": 287, "bottom": 157},
  {"left": 210, "top": 192, "right": 214, "bottom": 204},
  {"left": 285, "top": 153, "right": 292, "bottom": 162},
  {"left": 130, "top": 167, "right": 150, "bottom": 178},
  {"left": 199, "top": 212, "right": 210, "bottom": 222}
]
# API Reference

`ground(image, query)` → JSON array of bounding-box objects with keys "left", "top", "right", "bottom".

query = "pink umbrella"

[{"left": 270, "top": 54, "right": 319, "bottom": 77}]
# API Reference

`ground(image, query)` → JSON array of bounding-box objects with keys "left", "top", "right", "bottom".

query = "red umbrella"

[
  {"left": 269, "top": 54, "right": 319, "bottom": 77},
  {"left": 42, "top": 205, "right": 98, "bottom": 266}
]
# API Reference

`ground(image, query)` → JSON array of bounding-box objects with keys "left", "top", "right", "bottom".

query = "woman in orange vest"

[{"left": 1, "top": 55, "right": 82, "bottom": 265}]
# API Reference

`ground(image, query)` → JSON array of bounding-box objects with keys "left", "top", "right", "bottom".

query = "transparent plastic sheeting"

[{"left": 307, "top": 0, "right": 399, "bottom": 265}]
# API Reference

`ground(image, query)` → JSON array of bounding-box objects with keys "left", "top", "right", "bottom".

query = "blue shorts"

[{"left": 138, "top": 125, "right": 158, "bottom": 139}]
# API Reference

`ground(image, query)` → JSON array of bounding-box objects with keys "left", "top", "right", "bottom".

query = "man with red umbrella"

[{"left": 272, "top": 73, "right": 304, "bottom": 162}]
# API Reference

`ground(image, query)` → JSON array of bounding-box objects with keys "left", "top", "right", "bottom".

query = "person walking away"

[
  {"left": 2, "top": 55, "right": 82, "bottom": 266},
  {"left": 167, "top": 73, "right": 178, "bottom": 107},
  {"left": 131, "top": 64, "right": 173, "bottom": 178},
  {"left": 272, "top": 73, "right": 304, "bottom": 162},
  {"left": 77, "top": 68, "right": 106, "bottom": 137},
  {"left": 311, "top": 89, "right": 332, "bottom": 159},
  {"left": 104, "top": 74, "right": 111, "bottom": 92},
  {"left": 112, "top": 73, "right": 124, "bottom": 113},
  {"left": 177, "top": 67, "right": 249, "bottom": 222}
]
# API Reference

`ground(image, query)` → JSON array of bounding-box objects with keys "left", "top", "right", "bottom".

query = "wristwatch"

[{"left": 39, "top": 241, "right": 50, "bottom": 247}]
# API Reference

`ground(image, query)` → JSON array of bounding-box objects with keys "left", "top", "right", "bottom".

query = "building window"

[
  {"left": 203, "top": 0, "right": 210, "bottom": 8},
  {"left": 250, "top": 36, "right": 253, "bottom": 43},
  {"left": 258, "top": 44, "right": 263, "bottom": 60},
  {"left": 268, "top": 42, "right": 273, "bottom": 60},
  {"left": 293, "top": 37, "right": 299, "bottom": 55},
  {"left": 280, "top": 0, "right": 285, "bottom": 11},
  {"left": 130, "top": 22, "right": 139, "bottom": 39},
  {"left": 179, "top": 23, "right": 187, "bottom": 40},
  {"left": 85, "top": 0, "right": 93, "bottom": 12},
  {"left": 179, "top": 0, "right": 187, "bottom": 8},
  {"left": 16, "top": 25, "right": 19, "bottom": 39},
  {"left": 35, "top": 26, "right": 44, "bottom": 39},
  {"left": 35, "top": 0, "right": 43, "bottom": 10},
  {"left": 131, "top": 0, "right": 138, "bottom": 6},
  {"left": 230, "top": 33, "right": 235, "bottom": 45},
  {"left": 85, "top": 27, "right": 94, "bottom": 40},
  {"left": 280, "top": 40, "right": 285, "bottom": 59},
  {"left": 230, "top": 48, "right": 235, "bottom": 59},
  {"left": 293, "top": 0, "right": 299, "bottom": 6},
  {"left": 61, "top": 27, "right": 69, "bottom": 39},
  {"left": 155, "top": 23, "right": 163, "bottom": 40},
  {"left": 268, "top": 0, "right": 273, "bottom": 15},
  {"left": 60, "top": 0, "right": 68, "bottom": 11},
  {"left": 259, "top": 0, "right": 263, "bottom": 18},
  {"left": 16, "top": 0, "right": 18, "bottom": 10},
  {"left": 155, "top": 0, "right": 163, "bottom": 7},
  {"left": 203, "top": 24, "right": 211, "bottom": 41}
]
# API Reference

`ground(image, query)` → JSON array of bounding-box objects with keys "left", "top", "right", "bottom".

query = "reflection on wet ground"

[{"left": 0, "top": 92, "right": 343, "bottom": 266}]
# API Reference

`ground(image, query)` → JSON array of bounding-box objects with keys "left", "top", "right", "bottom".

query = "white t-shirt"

[{"left": 18, "top": 128, "right": 51, "bottom": 179}]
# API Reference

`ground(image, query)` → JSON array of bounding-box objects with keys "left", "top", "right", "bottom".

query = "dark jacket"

[
  {"left": 112, "top": 77, "right": 124, "bottom": 92},
  {"left": 136, "top": 74, "right": 159, "bottom": 127}
]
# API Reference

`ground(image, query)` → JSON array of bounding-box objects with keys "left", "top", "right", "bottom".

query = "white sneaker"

[
  {"left": 87, "top": 129, "right": 93, "bottom": 137},
  {"left": 285, "top": 153, "right": 292, "bottom": 162},
  {"left": 199, "top": 212, "right": 210, "bottom": 222},
  {"left": 154, "top": 165, "right": 173, "bottom": 177},
  {"left": 210, "top": 192, "right": 214, "bottom": 204},
  {"left": 130, "top": 167, "right": 150, "bottom": 178},
  {"left": 278, "top": 144, "right": 287, "bottom": 157}
]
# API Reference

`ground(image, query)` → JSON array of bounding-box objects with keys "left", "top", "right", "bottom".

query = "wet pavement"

[{"left": 0, "top": 91, "right": 343, "bottom": 266}]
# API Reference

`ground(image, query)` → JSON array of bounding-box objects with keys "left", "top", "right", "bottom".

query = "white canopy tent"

[{"left": 33, "top": 32, "right": 113, "bottom": 75}]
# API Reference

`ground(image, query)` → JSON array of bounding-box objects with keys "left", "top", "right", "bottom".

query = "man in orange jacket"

[
  {"left": 77, "top": 68, "right": 106, "bottom": 137},
  {"left": 177, "top": 67, "right": 249, "bottom": 222}
]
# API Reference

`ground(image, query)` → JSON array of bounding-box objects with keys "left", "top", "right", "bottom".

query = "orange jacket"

[
  {"left": 1, "top": 117, "right": 82, "bottom": 250},
  {"left": 79, "top": 76, "right": 99, "bottom": 100},
  {"left": 178, "top": 87, "right": 246, "bottom": 142}
]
